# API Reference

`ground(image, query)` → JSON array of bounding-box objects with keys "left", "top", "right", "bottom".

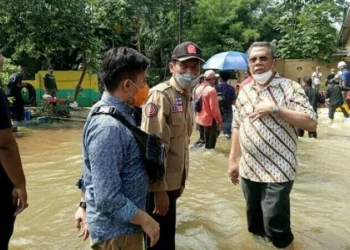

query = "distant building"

[{"left": 337, "top": 7, "right": 350, "bottom": 57}]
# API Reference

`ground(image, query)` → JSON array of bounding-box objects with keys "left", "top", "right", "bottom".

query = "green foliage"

[
  {"left": 0, "top": 0, "right": 346, "bottom": 85},
  {"left": 41, "top": 101, "right": 70, "bottom": 118},
  {"left": 185, "top": 0, "right": 263, "bottom": 59},
  {"left": 274, "top": 1, "right": 341, "bottom": 61},
  {"left": 0, "top": 57, "right": 20, "bottom": 87},
  {"left": 0, "top": 0, "right": 104, "bottom": 73}
]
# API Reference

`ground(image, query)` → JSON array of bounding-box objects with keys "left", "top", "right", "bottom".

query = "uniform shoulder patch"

[{"left": 145, "top": 103, "right": 158, "bottom": 117}]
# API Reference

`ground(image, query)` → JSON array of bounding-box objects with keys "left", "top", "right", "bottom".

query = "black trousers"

[
  {"left": 329, "top": 105, "right": 349, "bottom": 120},
  {"left": 199, "top": 119, "right": 218, "bottom": 149},
  {"left": 0, "top": 176, "right": 16, "bottom": 250},
  {"left": 146, "top": 190, "right": 179, "bottom": 250},
  {"left": 297, "top": 128, "right": 317, "bottom": 138},
  {"left": 10, "top": 99, "right": 25, "bottom": 121},
  {"left": 241, "top": 178, "right": 294, "bottom": 249}
]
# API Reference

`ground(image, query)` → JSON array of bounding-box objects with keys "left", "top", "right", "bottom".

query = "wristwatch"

[
  {"left": 271, "top": 105, "right": 280, "bottom": 117},
  {"left": 79, "top": 201, "right": 87, "bottom": 210}
]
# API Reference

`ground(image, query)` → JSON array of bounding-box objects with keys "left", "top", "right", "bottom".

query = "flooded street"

[{"left": 9, "top": 112, "right": 350, "bottom": 250}]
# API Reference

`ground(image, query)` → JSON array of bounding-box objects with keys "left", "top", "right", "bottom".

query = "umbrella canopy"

[{"left": 203, "top": 51, "right": 248, "bottom": 70}]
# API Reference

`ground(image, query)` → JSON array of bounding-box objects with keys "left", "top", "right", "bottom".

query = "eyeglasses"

[{"left": 249, "top": 56, "right": 269, "bottom": 63}]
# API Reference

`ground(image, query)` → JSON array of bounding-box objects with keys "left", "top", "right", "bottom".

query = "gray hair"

[{"left": 247, "top": 42, "right": 276, "bottom": 59}]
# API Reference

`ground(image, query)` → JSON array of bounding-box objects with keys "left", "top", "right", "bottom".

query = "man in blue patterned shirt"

[{"left": 81, "top": 47, "right": 159, "bottom": 250}]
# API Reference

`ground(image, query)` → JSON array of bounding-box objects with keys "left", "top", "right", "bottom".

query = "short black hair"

[
  {"left": 219, "top": 71, "right": 230, "bottom": 81},
  {"left": 101, "top": 47, "right": 150, "bottom": 92},
  {"left": 303, "top": 76, "right": 312, "bottom": 86}
]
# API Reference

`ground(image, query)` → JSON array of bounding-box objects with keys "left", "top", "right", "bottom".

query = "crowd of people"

[
  {"left": 310, "top": 63, "right": 350, "bottom": 128},
  {"left": 0, "top": 40, "right": 348, "bottom": 250},
  {"left": 71, "top": 41, "right": 318, "bottom": 250}
]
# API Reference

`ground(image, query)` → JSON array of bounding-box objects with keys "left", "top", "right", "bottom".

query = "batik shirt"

[{"left": 233, "top": 73, "right": 316, "bottom": 183}]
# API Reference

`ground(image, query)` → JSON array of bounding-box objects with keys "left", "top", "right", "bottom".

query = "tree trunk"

[
  {"left": 73, "top": 47, "right": 87, "bottom": 102},
  {"left": 136, "top": 16, "right": 141, "bottom": 53}
]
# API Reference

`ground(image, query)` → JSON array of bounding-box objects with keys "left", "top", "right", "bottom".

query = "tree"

[
  {"left": 0, "top": 0, "right": 345, "bottom": 96},
  {"left": 274, "top": 1, "right": 342, "bottom": 61},
  {"left": 0, "top": 57, "right": 20, "bottom": 87},
  {"left": 0, "top": 0, "right": 104, "bottom": 102},
  {"left": 183, "top": 0, "right": 264, "bottom": 59}
]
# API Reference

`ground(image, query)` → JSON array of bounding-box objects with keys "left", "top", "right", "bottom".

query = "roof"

[{"left": 340, "top": 7, "right": 350, "bottom": 45}]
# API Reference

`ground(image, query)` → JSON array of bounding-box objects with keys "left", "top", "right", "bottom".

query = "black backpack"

[{"left": 194, "top": 86, "right": 207, "bottom": 112}]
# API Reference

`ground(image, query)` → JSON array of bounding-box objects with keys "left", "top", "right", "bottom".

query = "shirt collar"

[{"left": 100, "top": 92, "right": 134, "bottom": 115}]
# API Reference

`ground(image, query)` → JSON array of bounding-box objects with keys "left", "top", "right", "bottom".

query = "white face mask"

[{"left": 252, "top": 70, "right": 273, "bottom": 85}]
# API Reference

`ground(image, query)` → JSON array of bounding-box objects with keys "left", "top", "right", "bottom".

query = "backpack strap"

[
  {"left": 91, "top": 106, "right": 166, "bottom": 183},
  {"left": 91, "top": 106, "right": 148, "bottom": 151},
  {"left": 197, "top": 85, "right": 207, "bottom": 100},
  {"left": 92, "top": 106, "right": 134, "bottom": 130}
]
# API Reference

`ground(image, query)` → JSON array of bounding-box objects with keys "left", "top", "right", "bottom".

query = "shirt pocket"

[{"left": 170, "top": 112, "right": 186, "bottom": 138}]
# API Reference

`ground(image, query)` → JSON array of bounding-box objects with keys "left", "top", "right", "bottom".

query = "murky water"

[{"left": 9, "top": 110, "right": 350, "bottom": 250}]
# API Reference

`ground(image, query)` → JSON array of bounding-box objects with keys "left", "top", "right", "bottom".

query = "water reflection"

[{"left": 10, "top": 113, "right": 350, "bottom": 250}]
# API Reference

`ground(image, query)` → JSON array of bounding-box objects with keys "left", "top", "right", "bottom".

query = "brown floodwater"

[{"left": 9, "top": 110, "right": 350, "bottom": 250}]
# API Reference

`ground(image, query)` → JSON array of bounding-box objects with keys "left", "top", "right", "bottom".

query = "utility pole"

[{"left": 179, "top": 0, "right": 183, "bottom": 43}]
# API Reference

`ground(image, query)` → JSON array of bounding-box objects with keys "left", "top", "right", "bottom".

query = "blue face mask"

[{"left": 175, "top": 73, "right": 199, "bottom": 89}]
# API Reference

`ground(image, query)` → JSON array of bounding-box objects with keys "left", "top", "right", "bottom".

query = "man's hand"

[
  {"left": 228, "top": 161, "right": 239, "bottom": 185},
  {"left": 153, "top": 191, "right": 169, "bottom": 216},
  {"left": 248, "top": 96, "right": 275, "bottom": 123},
  {"left": 12, "top": 187, "right": 28, "bottom": 216},
  {"left": 218, "top": 123, "right": 224, "bottom": 131},
  {"left": 141, "top": 214, "right": 160, "bottom": 247},
  {"left": 75, "top": 207, "right": 89, "bottom": 241}
]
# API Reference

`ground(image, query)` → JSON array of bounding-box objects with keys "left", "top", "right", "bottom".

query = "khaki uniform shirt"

[
  {"left": 233, "top": 73, "right": 317, "bottom": 183},
  {"left": 141, "top": 77, "right": 193, "bottom": 192}
]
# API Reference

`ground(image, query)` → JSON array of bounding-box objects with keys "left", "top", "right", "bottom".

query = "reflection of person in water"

[{"left": 7, "top": 68, "right": 29, "bottom": 121}]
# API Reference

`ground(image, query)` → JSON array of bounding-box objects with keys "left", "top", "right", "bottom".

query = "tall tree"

[
  {"left": 275, "top": 1, "right": 342, "bottom": 60},
  {"left": 184, "top": 0, "right": 264, "bottom": 59},
  {"left": 0, "top": 0, "right": 104, "bottom": 101}
]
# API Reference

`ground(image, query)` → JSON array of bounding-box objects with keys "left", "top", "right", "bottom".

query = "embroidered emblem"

[
  {"left": 171, "top": 105, "right": 178, "bottom": 113},
  {"left": 145, "top": 103, "right": 158, "bottom": 117},
  {"left": 177, "top": 105, "right": 183, "bottom": 112},
  {"left": 176, "top": 97, "right": 183, "bottom": 105},
  {"left": 187, "top": 44, "right": 197, "bottom": 54}
]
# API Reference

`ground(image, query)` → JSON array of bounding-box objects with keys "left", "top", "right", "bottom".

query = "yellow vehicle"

[{"left": 24, "top": 71, "right": 100, "bottom": 107}]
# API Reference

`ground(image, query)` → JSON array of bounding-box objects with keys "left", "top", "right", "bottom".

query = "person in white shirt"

[{"left": 311, "top": 66, "right": 322, "bottom": 92}]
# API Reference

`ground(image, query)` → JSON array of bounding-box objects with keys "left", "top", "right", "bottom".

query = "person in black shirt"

[
  {"left": 0, "top": 55, "right": 28, "bottom": 250},
  {"left": 325, "top": 68, "right": 336, "bottom": 87},
  {"left": 7, "top": 68, "right": 29, "bottom": 121},
  {"left": 297, "top": 77, "right": 319, "bottom": 138},
  {"left": 326, "top": 74, "right": 350, "bottom": 123}
]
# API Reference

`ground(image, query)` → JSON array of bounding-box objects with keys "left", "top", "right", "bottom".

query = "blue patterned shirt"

[{"left": 82, "top": 92, "right": 148, "bottom": 243}]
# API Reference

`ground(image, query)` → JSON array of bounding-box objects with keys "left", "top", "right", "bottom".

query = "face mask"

[
  {"left": 252, "top": 70, "right": 273, "bottom": 85},
  {"left": 175, "top": 73, "right": 199, "bottom": 89},
  {"left": 134, "top": 84, "right": 150, "bottom": 107},
  {"left": 127, "top": 80, "right": 149, "bottom": 107}
]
